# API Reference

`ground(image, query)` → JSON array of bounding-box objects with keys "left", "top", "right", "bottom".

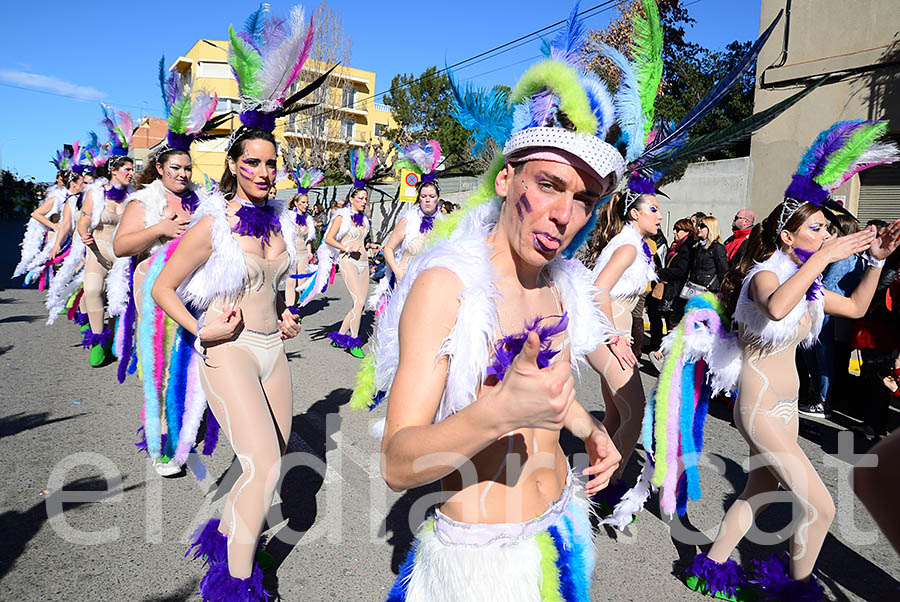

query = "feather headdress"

[
  {"left": 80, "top": 132, "right": 108, "bottom": 172},
  {"left": 778, "top": 119, "right": 900, "bottom": 230},
  {"left": 100, "top": 103, "right": 134, "bottom": 157},
  {"left": 347, "top": 148, "right": 378, "bottom": 188},
  {"left": 393, "top": 140, "right": 442, "bottom": 184},
  {"left": 445, "top": 2, "right": 626, "bottom": 257},
  {"left": 294, "top": 166, "right": 324, "bottom": 194},
  {"left": 158, "top": 55, "right": 219, "bottom": 152},
  {"left": 226, "top": 3, "right": 330, "bottom": 148},
  {"left": 50, "top": 144, "right": 76, "bottom": 172}
]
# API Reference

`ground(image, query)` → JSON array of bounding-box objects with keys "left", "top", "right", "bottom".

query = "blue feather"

[
  {"left": 678, "top": 360, "right": 698, "bottom": 514},
  {"left": 596, "top": 43, "right": 645, "bottom": 162},
  {"left": 562, "top": 194, "right": 610, "bottom": 259},
  {"left": 643, "top": 9, "right": 783, "bottom": 162},
  {"left": 548, "top": 2, "right": 586, "bottom": 68},
  {"left": 242, "top": 5, "right": 266, "bottom": 48},
  {"left": 158, "top": 56, "right": 170, "bottom": 116},
  {"left": 386, "top": 537, "right": 418, "bottom": 601},
  {"left": 163, "top": 326, "right": 192, "bottom": 458},
  {"left": 448, "top": 70, "right": 514, "bottom": 156},
  {"left": 549, "top": 524, "right": 578, "bottom": 601},
  {"left": 689, "top": 381, "right": 711, "bottom": 503},
  {"left": 580, "top": 75, "right": 615, "bottom": 137}
]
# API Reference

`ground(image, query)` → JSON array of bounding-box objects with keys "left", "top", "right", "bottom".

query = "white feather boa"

[
  {"left": 590, "top": 224, "right": 657, "bottom": 298},
  {"left": 372, "top": 198, "right": 618, "bottom": 423},
  {"left": 13, "top": 218, "right": 51, "bottom": 277},
  {"left": 733, "top": 249, "right": 825, "bottom": 350},
  {"left": 176, "top": 192, "right": 297, "bottom": 311},
  {"left": 45, "top": 233, "right": 86, "bottom": 325}
]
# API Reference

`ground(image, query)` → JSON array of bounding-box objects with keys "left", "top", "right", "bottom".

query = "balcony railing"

[{"left": 373, "top": 102, "right": 392, "bottom": 113}]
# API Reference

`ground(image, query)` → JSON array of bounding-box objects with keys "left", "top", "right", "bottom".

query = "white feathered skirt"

[{"left": 387, "top": 474, "right": 595, "bottom": 601}]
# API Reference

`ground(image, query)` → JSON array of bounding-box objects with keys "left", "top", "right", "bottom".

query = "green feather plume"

[
  {"left": 429, "top": 153, "right": 504, "bottom": 242},
  {"left": 510, "top": 60, "right": 598, "bottom": 134},
  {"left": 815, "top": 121, "right": 888, "bottom": 189},
  {"left": 167, "top": 96, "right": 192, "bottom": 135},
  {"left": 350, "top": 354, "right": 377, "bottom": 411},
  {"left": 228, "top": 25, "right": 262, "bottom": 99},
  {"left": 630, "top": 0, "right": 664, "bottom": 136}
]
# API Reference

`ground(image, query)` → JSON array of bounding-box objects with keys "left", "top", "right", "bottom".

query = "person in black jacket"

[
  {"left": 658, "top": 217, "right": 696, "bottom": 324},
  {"left": 691, "top": 215, "right": 728, "bottom": 293}
]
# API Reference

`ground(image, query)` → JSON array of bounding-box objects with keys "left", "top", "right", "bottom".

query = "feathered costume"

[
  {"left": 368, "top": 141, "right": 445, "bottom": 315},
  {"left": 355, "top": 6, "right": 628, "bottom": 599},
  {"left": 295, "top": 149, "right": 376, "bottom": 308}
]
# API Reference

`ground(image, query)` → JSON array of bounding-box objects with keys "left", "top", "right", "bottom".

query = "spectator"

[
  {"left": 439, "top": 200, "right": 455, "bottom": 214},
  {"left": 724, "top": 208, "right": 755, "bottom": 267},
  {"left": 650, "top": 218, "right": 696, "bottom": 364},
  {"left": 645, "top": 229, "right": 669, "bottom": 352},
  {"left": 689, "top": 215, "right": 728, "bottom": 294},
  {"left": 798, "top": 213, "right": 865, "bottom": 418},
  {"left": 690, "top": 211, "right": 707, "bottom": 228}
]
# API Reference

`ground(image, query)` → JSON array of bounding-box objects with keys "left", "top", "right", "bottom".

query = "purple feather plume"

[
  {"left": 487, "top": 313, "right": 569, "bottom": 381},
  {"left": 200, "top": 560, "right": 270, "bottom": 602},
  {"left": 328, "top": 332, "right": 362, "bottom": 349},
  {"left": 641, "top": 239, "right": 653, "bottom": 263},
  {"left": 105, "top": 186, "right": 128, "bottom": 202},
  {"left": 186, "top": 518, "right": 227, "bottom": 567},
  {"left": 792, "top": 248, "right": 825, "bottom": 301},
  {"left": 117, "top": 258, "right": 137, "bottom": 384},
  {"left": 627, "top": 175, "right": 656, "bottom": 195},
  {"left": 180, "top": 190, "right": 199, "bottom": 213},
  {"left": 784, "top": 174, "right": 829, "bottom": 205},
  {"left": 686, "top": 553, "right": 746, "bottom": 598},
  {"left": 202, "top": 407, "right": 220, "bottom": 456},
  {"left": 529, "top": 90, "right": 558, "bottom": 128},
  {"left": 749, "top": 554, "right": 825, "bottom": 602},
  {"left": 82, "top": 329, "right": 113, "bottom": 349},
  {"left": 350, "top": 211, "right": 365, "bottom": 227},
  {"left": 135, "top": 427, "right": 167, "bottom": 458},
  {"left": 296, "top": 211, "right": 307, "bottom": 227},
  {"left": 233, "top": 202, "right": 282, "bottom": 243},
  {"left": 795, "top": 120, "right": 863, "bottom": 179},
  {"left": 420, "top": 214, "right": 435, "bottom": 233}
]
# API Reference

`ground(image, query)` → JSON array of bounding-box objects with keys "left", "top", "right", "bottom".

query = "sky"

[{"left": 0, "top": 0, "right": 762, "bottom": 182}]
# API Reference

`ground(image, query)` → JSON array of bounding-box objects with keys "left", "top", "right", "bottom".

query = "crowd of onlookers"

[{"left": 643, "top": 207, "right": 900, "bottom": 441}]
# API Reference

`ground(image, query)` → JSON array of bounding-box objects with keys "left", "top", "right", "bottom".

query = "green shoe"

[
  {"left": 348, "top": 346, "right": 365, "bottom": 359},
  {"left": 685, "top": 575, "right": 754, "bottom": 602},
  {"left": 255, "top": 549, "right": 275, "bottom": 569},
  {"left": 331, "top": 341, "right": 341, "bottom": 349},
  {"left": 80, "top": 323, "right": 90, "bottom": 333},
  {"left": 89, "top": 343, "right": 107, "bottom": 367}
]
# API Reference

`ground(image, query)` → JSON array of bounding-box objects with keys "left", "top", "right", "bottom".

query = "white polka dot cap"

[{"left": 503, "top": 127, "right": 626, "bottom": 188}]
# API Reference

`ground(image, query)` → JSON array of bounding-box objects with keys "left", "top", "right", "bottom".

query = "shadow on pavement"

[
  {"left": 381, "top": 481, "right": 443, "bottom": 575},
  {"left": 0, "top": 411, "right": 86, "bottom": 440},
  {"left": 0, "top": 475, "right": 142, "bottom": 579},
  {"left": 140, "top": 578, "right": 199, "bottom": 602}
]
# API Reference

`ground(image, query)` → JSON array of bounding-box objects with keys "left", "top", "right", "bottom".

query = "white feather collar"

[{"left": 590, "top": 224, "right": 657, "bottom": 298}]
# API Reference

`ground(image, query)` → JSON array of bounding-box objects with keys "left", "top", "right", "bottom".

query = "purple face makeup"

[{"left": 238, "top": 166, "right": 255, "bottom": 181}]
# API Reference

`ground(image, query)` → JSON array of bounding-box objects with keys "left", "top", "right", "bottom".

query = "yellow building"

[{"left": 166, "top": 39, "right": 397, "bottom": 188}]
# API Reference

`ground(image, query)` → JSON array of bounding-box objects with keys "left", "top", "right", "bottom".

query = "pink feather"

[
  {"left": 186, "top": 91, "right": 218, "bottom": 134},
  {"left": 661, "top": 360, "right": 684, "bottom": 515},
  {"left": 280, "top": 14, "right": 315, "bottom": 100},
  {"left": 118, "top": 111, "right": 134, "bottom": 145},
  {"left": 153, "top": 307, "right": 166, "bottom": 395},
  {"left": 427, "top": 139, "right": 442, "bottom": 171}
]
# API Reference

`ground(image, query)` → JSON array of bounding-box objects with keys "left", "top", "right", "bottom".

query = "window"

[
  {"left": 374, "top": 123, "right": 388, "bottom": 137},
  {"left": 134, "top": 160, "right": 144, "bottom": 172},
  {"left": 215, "top": 98, "right": 237, "bottom": 114},
  {"left": 341, "top": 87, "right": 356, "bottom": 107},
  {"left": 197, "top": 61, "right": 232, "bottom": 79},
  {"left": 341, "top": 120, "right": 354, "bottom": 139}
]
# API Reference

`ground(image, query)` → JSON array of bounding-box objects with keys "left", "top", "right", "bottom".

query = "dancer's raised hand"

[
  {"left": 818, "top": 227, "right": 876, "bottom": 263},
  {"left": 869, "top": 220, "right": 900, "bottom": 260},
  {"left": 495, "top": 331, "right": 574, "bottom": 431},
  {"left": 198, "top": 307, "right": 243, "bottom": 343}
]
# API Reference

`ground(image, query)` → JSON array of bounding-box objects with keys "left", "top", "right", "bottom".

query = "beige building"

[
  {"left": 749, "top": 0, "right": 900, "bottom": 222},
  {"left": 165, "top": 40, "right": 396, "bottom": 188}
]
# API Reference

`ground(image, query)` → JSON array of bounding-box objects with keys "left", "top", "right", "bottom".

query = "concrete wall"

[
  {"left": 749, "top": 0, "right": 900, "bottom": 218},
  {"left": 657, "top": 157, "right": 751, "bottom": 236}
]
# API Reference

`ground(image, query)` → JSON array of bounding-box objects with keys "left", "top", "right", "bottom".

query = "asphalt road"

[{"left": 0, "top": 217, "right": 897, "bottom": 601}]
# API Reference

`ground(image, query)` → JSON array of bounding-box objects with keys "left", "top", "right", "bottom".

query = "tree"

[
  {"left": 284, "top": 0, "right": 353, "bottom": 181},
  {"left": 383, "top": 67, "right": 472, "bottom": 170},
  {"left": 586, "top": 0, "right": 755, "bottom": 166}
]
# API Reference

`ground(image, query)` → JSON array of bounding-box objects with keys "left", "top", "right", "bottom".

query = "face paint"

[
  {"left": 239, "top": 166, "right": 255, "bottom": 181},
  {"left": 516, "top": 192, "right": 533, "bottom": 221}
]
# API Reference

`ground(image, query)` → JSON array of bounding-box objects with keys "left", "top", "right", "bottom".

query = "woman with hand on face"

[
  {"left": 584, "top": 178, "right": 660, "bottom": 515},
  {"left": 369, "top": 141, "right": 443, "bottom": 315},
  {"left": 284, "top": 167, "right": 322, "bottom": 309},
  {"left": 684, "top": 121, "right": 900, "bottom": 602}
]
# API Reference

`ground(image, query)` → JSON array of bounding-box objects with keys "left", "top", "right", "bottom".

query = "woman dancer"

[
  {"left": 152, "top": 5, "right": 318, "bottom": 599},
  {"left": 685, "top": 120, "right": 900, "bottom": 601},
  {"left": 585, "top": 182, "right": 659, "bottom": 509},
  {"left": 284, "top": 167, "right": 321, "bottom": 309},
  {"left": 369, "top": 141, "right": 442, "bottom": 314}
]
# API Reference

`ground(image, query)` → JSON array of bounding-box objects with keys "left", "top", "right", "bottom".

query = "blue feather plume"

[
  {"left": 547, "top": 2, "right": 587, "bottom": 67},
  {"left": 242, "top": 5, "right": 266, "bottom": 49},
  {"left": 580, "top": 75, "right": 615, "bottom": 138},
  {"left": 596, "top": 43, "right": 644, "bottom": 162},
  {"left": 448, "top": 71, "right": 514, "bottom": 156},
  {"left": 643, "top": 9, "right": 783, "bottom": 162},
  {"left": 158, "top": 56, "right": 170, "bottom": 116}
]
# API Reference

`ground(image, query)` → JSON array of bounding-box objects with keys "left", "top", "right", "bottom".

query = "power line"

[
  {"left": 295, "top": 0, "right": 622, "bottom": 123},
  {"left": 0, "top": 82, "right": 148, "bottom": 113}
]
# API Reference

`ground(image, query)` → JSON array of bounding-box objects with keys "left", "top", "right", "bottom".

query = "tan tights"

[
  {"left": 199, "top": 330, "right": 292, "bottom": 579},
  {"left": 283, "top": 253, "right": 309, "bottom": 307},
  {"left": 337, "top": 256, "right": 368, "bottom": 339},
  {"left": 599, "top": 297, "right": 646, "bottom": 481},
  {"left": 708, "top": 342, "right": 835, "bottom": 581},
  {"left": 83, "top": 239, "right": 115, "bottom": 334}
]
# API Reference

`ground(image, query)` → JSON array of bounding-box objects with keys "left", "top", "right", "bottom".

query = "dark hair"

[
  {"left": 346, "top": 186, "right": 367, "bottom": 202},
  {"left": 416, "top": 181, "right": 440, "bottom": 201},
  {"left": 673, "top": 218, "right": 695, "bottom": 238},
  {"left": 692, "top": 211, "right": 707, "bottom": 220},
  {"left": 135, "top": 148, "right": 191, "bottom": 190},
  {"left": 719, "top": 201, "right": 824, "bottom": 318},
  {"left": 834, "top": 213, "right": 860, "bottom": 236},
  {"left": 585, "top": 191, "right": 652, "bottom": 267},
  {"left": 866, "top": 219, "right": 889, "bottom": 232},
  {"left": 61, "top": 171, "right": 82, "bottom": 187},
  {"left": 96, "top": 156, "right": 134, "bottom": 180},
  {"left": 440, "top": 200, "right": 455, "bottom": 214},
  {"left": 289, "top": 193, "right": 309, "bottom": 211},
  {"left": 219, "top": 128, "right": 277, "bottom": 199}
]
